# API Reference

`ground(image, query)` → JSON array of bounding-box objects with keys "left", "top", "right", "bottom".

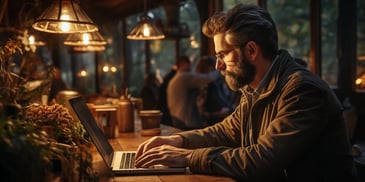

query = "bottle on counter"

[{"left": 118, "top": 88, "right": 135, "bottom": 132}]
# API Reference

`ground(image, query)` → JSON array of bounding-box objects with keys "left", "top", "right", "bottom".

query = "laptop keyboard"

[{"left": 120, "top": 152, "right": 136, "bottom": 169}]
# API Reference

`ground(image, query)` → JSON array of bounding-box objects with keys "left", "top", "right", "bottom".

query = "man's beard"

[{"left": 222, "top": 55, "right": 256, "bottom": 91}]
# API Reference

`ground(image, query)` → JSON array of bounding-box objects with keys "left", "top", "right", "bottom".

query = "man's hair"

[
  {"left": 202, "top": 4, "right": 278, "bottom": 60},
  {"left": 195, "top": 56, "right": 216, "bottom": 73},
  {"left": 176, "top": 56, "right": 191, "bottom": 67}
]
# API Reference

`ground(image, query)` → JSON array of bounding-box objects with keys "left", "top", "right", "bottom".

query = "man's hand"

[
  {"left": 135, "top": 145, "right": 192, "bottom": 168},
  {"left": 136, "top": 135, "right": 183, "bottom": 157},
  {"left": 135, "top": 135, "right": 191, "bottom": 168}
]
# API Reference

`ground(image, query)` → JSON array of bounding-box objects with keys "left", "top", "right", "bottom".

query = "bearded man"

[{"left": 134, "top": 4, "right": 358, "bottom": 182}]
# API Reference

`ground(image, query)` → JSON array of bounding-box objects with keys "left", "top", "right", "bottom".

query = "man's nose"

[{"left": 215, "top": 59, "right": 226, "bottom": 70}]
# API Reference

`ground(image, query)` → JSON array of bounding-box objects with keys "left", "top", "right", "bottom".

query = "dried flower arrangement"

[
  {"left": 0, "top": 38, "right": 98, "bottom": 181},
  {"left": 1, "top": 103, "right": 98, "bottom": 181}
]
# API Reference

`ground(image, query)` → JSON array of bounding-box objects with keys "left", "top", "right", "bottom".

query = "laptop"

[{"left": 68, "top": 96, "right": 186, "bottom": 175}]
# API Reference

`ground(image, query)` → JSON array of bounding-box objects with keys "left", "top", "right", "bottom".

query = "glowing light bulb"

[
  {"left": 102, "top": 65, "right": 109, "bottom": 72},
  {"left": 60, "top": 15, "right": 71, "bottom": 32},
  {"left": 28, "top": 35, "right": 35, "bottom": 45},
  {"left": 355, "top": 78, "right": 362, "bottom": 86},
  {"left": 143, "top": 25, "right": 151, "bottom": 36},
  {"left": 82, "top": 33, "right": 90, "bottom": 45},
  {"left": 79, "top": 70, "right": 88, "bottom": 77}
]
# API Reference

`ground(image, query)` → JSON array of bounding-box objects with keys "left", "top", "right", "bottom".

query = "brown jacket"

[{"left": 177, "top": 50, "right": 357, "bottom": 181}]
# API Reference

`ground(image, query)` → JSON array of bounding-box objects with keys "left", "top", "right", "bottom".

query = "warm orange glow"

[
  {"left": 358, "top": 55, "right": 365, "bottom": 61},
  {"left": 355, "top": 73, "right": 365, "bottom": 89},
  {"left": 110, "top": 66, "right": 117, "bottom": 72},
  {"left": 355, "top": 78, "right": 363, "bottom": 86},
  {"left": 77, "top": 69, "right": 88, "bottom": 77}
]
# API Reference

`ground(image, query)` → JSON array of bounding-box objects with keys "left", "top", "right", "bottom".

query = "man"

[
  {"left": 135, "top": 4, "right": 357, "bottom": 181},
  {"left": 167, "top": 56, "right": 220, "bottom": 130}
]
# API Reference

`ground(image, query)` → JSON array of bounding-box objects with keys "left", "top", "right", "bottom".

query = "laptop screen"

[{"left": 69, "top": 96, "right": 114, "bottom": 167}]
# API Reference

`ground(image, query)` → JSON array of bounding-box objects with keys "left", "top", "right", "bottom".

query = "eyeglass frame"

[
  {"left": 214, "top": 41, "right": 249, "bottom": 65},
  {"left": 215, "top": 48, "right": 236, "bottom": 64}
]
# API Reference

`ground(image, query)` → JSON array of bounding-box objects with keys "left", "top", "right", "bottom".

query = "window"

[
  {"left": 224, "top": 0, "right": 257, "bottom": 10},
  {"left": 125, "top": 7, "right": 168, "bottom": 96},
  {"left": 356, "top": 0, "right": 365, "bottom": 91},
  {"left": 179, "top": 0, "right": 201, "bottom": 64},
  {"left": 321, "top": 0, "right": 338, "bottom": 87},
  {"left": 72, "top": 52, "right": 96, "bottom": 94},
  {"left": 267, "top": 1, "right": 310, "bottom": 64},
  {"left": 267, "top": 1, "right": 337, "bottom": 87},
  {"left": 125, "top": 0, "right": 200, "bottom": 97}
]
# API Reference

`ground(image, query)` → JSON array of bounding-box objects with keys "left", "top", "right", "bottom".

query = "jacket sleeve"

[{"left": 179, "top": 82, "right": 341, "bottom": 180}]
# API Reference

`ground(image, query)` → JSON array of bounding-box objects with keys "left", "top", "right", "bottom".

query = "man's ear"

[{"left": 245, "top": 41, "right": 258, "bottom": 61}]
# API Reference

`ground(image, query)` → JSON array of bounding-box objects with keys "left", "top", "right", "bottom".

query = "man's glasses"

[{"left": 215, "top": 48, "right": 235, "bottom": 64}]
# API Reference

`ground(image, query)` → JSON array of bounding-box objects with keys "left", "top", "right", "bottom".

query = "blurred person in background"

[
  {"left": 141, "top": 72, "right": 161, "bottom": 110},
  {"left": 195, "top": 55, "right": 234, "bottom": 125},
  {"left": 158, "top": 65, "right": 177, "bottom": 126},
  {"left": 167, "top": 56, "right": 220, "bottom": 130}
]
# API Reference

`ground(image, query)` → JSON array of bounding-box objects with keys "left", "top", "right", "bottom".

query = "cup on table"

[{"left": 138, "top": 110, "right": 163, "bottom": 136}]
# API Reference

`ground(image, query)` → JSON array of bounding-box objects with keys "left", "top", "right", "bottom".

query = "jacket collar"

[
  {"left": 239, "top": 49, "right": 301, "bottom": 97},
  {"left": 251, "top": 49, "right": 302, "bottom": 99}
]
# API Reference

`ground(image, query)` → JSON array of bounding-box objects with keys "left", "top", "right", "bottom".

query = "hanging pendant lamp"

[
  {"left": 127, "top": 0, "right": 165, "bottom": 40},
  {"left": 64, "top": 31, "right": 106, "bottom": 46},
  {"left": 32, "top": 0, "right": 98, "bottom": 34}
]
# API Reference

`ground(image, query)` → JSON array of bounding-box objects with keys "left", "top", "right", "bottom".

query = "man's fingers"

[{"left": 135, "top": 147, "right": 162, "bottom": 167}]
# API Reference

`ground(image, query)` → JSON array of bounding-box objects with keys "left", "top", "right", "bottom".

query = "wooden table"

[{"left": 90, "top": 118, "right": 235, "bottom": 182}]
